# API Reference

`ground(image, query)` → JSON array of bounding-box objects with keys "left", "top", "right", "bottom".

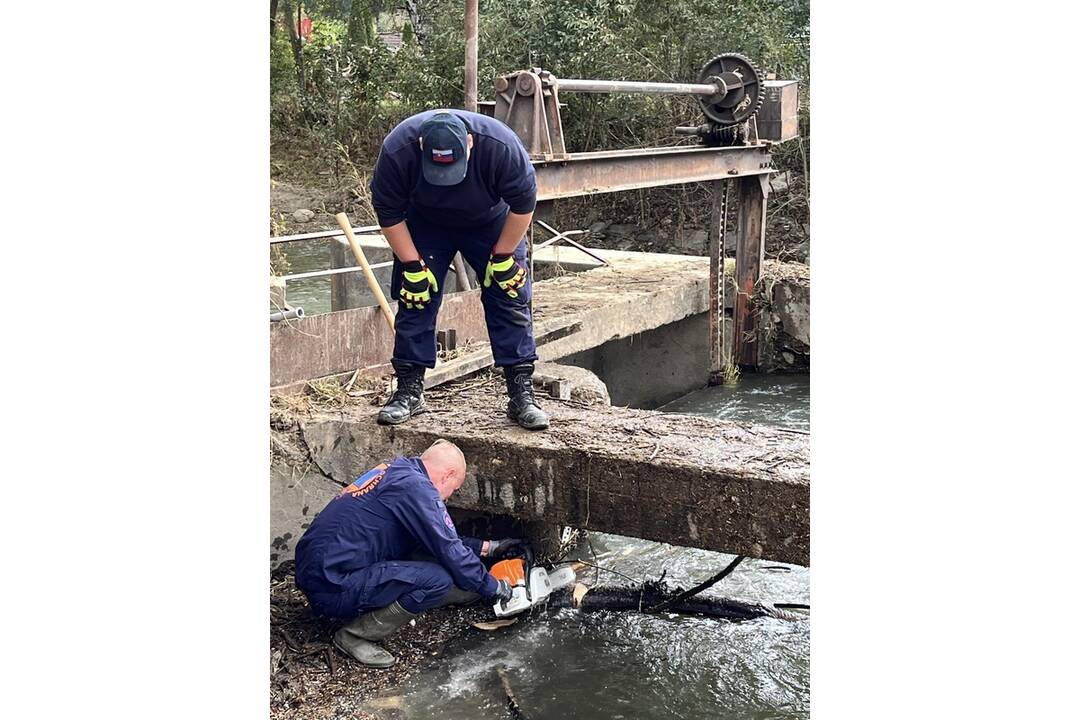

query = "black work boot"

[
  {"left": 377, "top": 361, "right": 426, "bottom": 425},
  {"left": 504, "top": 363, "right": 550, "bottom": 430}
]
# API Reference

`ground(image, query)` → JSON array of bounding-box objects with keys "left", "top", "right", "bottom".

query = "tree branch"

[{"left": 647, "top": 554, "right": 745, "bottom": 613}]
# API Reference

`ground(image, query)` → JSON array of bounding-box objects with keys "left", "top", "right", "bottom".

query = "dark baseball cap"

[{"left": 419, "top": 112, "right": 470, "bottom": 186}]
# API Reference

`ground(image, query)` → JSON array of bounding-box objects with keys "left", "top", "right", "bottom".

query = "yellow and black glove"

[
  {"left": 400, "top": 259, "right": 438, "bottom": 310},
  {"left": 483, "top": 253, "right": 527, "bottom": 299}
]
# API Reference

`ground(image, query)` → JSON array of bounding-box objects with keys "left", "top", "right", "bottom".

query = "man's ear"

[{"left": 467, "top": 134, "right": 474, "bottom": 150}]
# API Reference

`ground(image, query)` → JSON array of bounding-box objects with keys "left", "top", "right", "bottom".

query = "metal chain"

[{"left": 718, "top": 180, "right": 732, "bottom": 373}]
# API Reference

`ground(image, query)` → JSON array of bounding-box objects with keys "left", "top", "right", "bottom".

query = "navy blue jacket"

[
  {"left": 294, "top": 457, "right": 499, "bottom": 599},
  {"left": 370, "top": 109, "right": 537, "bottom": 228}
]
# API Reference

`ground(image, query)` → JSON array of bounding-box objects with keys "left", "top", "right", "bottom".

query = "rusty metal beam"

[
  {"left": 534, "top": 145, "right": 772, "bottom": 201},
  {"left": 734, "top": 175, "right": 769, "bottom": 368}
]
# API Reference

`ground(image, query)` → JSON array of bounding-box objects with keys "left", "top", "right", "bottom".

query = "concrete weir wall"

[
  {"left": 271, "top": 394, "right": 810, "bottom": 569},
  {"left": 269, "top": 246, "right": 810, "bottom": 568},
  {"left": 561, "top": 313, "right": 714, "bottom": 409},
  {"left": 556, "top": 261, "right": 808, "bottom": 409}
]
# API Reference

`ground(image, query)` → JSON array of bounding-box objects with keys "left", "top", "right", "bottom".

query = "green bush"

[{"left": 270, "top": 1, "right": 810, "bottom": 243}]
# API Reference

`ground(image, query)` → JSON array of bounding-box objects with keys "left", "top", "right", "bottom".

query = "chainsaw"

[{"left": 490, "top": 547, "right": 576, "bottom": 618}]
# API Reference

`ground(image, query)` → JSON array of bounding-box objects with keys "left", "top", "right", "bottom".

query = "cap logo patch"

[{"left": 431, "top": 147, "right": 456, "bottom": 164}]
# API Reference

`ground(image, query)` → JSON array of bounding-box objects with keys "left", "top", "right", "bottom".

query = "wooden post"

[
  {"left": 335, "top": 213, "right": 396, "bottom": 332},
  {"left": 733, "top": 175, "right": 769, "bottom": 368},
  {"left": 707, "top": 180, "right": 728, "bottom": 384},
  {"left": 464, "top": 0, "right": 478, "bottom": 112}
]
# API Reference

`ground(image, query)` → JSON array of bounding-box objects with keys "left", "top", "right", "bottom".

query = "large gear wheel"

[{"left": 697, "top": 52, "right": 764, "bottom": 126}]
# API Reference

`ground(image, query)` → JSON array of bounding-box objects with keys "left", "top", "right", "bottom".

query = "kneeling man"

[{"left": 293, "top": 439, "right": 524, "bottom": 667}]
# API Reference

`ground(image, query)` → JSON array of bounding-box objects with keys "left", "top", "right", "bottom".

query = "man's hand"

[
  {"left": 400, "top": 259, "right": 439, "bottom": 310},
  {"left": 485, "top": 538, "right": 527, "bottom": 559},
  {"left": 493, "top": 579, "right": 514, "bottom": 603},
  {"left": 483, "top": 253, "right": 527, "bottom": 299}
]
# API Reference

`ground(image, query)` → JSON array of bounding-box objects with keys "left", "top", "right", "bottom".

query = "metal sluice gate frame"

[
  {"left": 271, "top": 54, "right": 799, "bottom": 371},
  {"left": 487, "top": 53, "right": 796, "bottom": 373}
]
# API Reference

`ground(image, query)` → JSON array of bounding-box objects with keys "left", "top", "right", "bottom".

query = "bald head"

[{"left": 421, "top": 439, "right": 467, "bottom": 500}]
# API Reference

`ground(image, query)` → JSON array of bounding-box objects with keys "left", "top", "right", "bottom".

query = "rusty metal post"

[
  {"left": 733, "top": 175, "right": 770, "bottom": 368},
  {"left": 464, "top": 0, "right": 478, "bottom": 112},
  {"left": 708, "top": 180, "right": 728, "bottom": 384}
]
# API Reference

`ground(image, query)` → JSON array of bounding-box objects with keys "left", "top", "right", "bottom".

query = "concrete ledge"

[{"left": 289, "top": 391, "right": 809, "bottom": 566}]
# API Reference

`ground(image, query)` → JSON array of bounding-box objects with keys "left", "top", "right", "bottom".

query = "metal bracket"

[{"left": 494, "top": 69, "right": 568, "bottom": 160}]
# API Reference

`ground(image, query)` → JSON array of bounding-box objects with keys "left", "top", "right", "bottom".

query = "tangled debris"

[{"left": 270, "top": 562, "right": 488, "bottom": 720}]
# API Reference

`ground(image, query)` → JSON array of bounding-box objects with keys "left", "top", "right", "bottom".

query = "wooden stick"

[
  {"left": 497, "top": 667, "right": 530, "bottom": 720},
  {"left": 335, "top": 213, "right": 395, "bottom": 332}
]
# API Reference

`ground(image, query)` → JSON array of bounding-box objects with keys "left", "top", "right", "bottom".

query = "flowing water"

[
  {"left": 364, "top": 374, "right": 810, "bottom": 719},
  {"left": 272, "top": 239, "right": 335, "bottom": 315}
]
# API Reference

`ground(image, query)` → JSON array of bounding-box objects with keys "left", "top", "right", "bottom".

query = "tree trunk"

[
  {"left": 403, "top": 0, "right": 427, "bottom": 46},
  {"left": 270, "top": 0, "right": 279, "bottom": 35},
  {"left": 348, "top": 1, "right": 376, "bottom": 46},
  {"left": 281, "top": 1, "right": 305, "bottom": 98}
]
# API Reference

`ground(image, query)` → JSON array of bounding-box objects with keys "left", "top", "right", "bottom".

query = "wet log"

[{"left": 545, "top": 584, "right": 787, "bottom": 621}]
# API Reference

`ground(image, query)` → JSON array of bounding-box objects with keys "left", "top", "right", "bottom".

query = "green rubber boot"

[{"left": 332, "top": 601, "right": 417, "bottom": 668}]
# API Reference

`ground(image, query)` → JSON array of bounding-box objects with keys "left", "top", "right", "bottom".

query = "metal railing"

[
  {"left": 270, "top": 227, "right": 388, "bottom": 283},
  {"left": 269, "top": 220, "right": 608, "bottom": 284}
]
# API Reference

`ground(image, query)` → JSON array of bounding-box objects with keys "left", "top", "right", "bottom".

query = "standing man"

[
  {"left": 370, "top": 109, "right": 549, "bottom": 430},
  {"left": 293, "top": 439, "right": 527, "bottom": 668}
]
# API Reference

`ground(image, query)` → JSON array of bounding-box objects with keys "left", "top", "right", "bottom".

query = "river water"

[
  {"left": 272, "top": 239, "right": 335, "bottom": 314},
  {"left": 363, "top": 374, "right": 810, "bottom": 719}
]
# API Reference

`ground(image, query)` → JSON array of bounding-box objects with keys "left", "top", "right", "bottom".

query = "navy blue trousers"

[
  {"left": 304, "top": 559, "right": 464, "bottom": 618},
  {"left": 390, "top": 209, "right": 538, "bottom": 369}
]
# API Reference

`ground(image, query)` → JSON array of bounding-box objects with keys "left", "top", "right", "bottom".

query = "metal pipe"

[
  {"left": 534, "top": 219, "right": 610, "bottom": 266},
  {"left": 281, "top": 261, "right": 393, "bottom": 282},
  {"left": 533, "top": 229, "right": 585, "bottom": 250},
  {"left": 555, "top": 78, "right": 720, "bottom": 96},
  {"left": 464, "top": 0, "right": 478, "bottom": 112},
  {"left": 280, "top": 259, "right": 464, "bottom": 283},
  {"left": 270, "top": 307, "right": 305, "bottom": 322},
  {"left": 269, "top": 226, "right": 381, "bottom": 244},
  {"left": 675, "top": 124, "right": 710, "bottom": 136}
]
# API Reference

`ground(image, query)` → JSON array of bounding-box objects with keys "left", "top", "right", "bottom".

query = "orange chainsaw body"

[{"left": 490, "top": 558, "right": 527, "bottom": 587}]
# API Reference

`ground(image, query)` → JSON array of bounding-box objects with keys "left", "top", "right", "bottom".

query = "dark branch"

[{"left": 647, "top": 554, "right": 746, "bottom": 613}]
